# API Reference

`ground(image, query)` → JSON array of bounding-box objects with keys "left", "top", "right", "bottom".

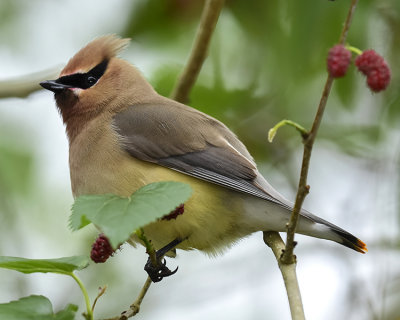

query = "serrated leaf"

[
  {"left": 0, "top": 256, "right": 89, "bottom": 275},
  {"left": 0, "top": 295, "right": 77, "bottom": 320},
  {"left": 70, "top": 181, "right": 192, "bottom": 248}
]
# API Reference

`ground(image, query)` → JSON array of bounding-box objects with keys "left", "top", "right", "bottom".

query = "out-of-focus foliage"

[
  {"left": 124, "top": 0, "right": 399, "bottom": 159},
  {"left": 123, "top": 0, "right": 400, "bottom": 191},
  {"left": 124, "top": 0, "right": 204, "bottom": 44},
  {"left": 0, "top": 143, "right": 33, "bottom": 197},
  {"left": 0, "top": 128, "right": 34, "bottom": 245}
]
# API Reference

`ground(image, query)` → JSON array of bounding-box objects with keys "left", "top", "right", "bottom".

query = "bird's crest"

[{"left": 60, "top": 35, "right": 130, "bottom": 76}]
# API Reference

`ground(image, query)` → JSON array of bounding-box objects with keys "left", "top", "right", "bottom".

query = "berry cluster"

[
  {"left": 90, "top": 234, "right": 114, "bottom": 263},
  {"left": 355, "top": 50, "right": 391, "bottom": 92},
  {"left": 327, "top": 45, "right": 391, "bottom": 92}
]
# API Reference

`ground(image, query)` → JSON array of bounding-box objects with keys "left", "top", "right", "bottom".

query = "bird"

[{"left": 40, "top": 35, "right": 367, "bottom": 282}]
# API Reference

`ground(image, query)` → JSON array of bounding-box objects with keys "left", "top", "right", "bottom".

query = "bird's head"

[{"left": 40, "top": 35, "right": 156, "bottom": 139}]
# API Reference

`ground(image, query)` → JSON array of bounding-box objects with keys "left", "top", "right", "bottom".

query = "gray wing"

[{"left": 112, "top": 100, "right": 292, "bottom": 209}]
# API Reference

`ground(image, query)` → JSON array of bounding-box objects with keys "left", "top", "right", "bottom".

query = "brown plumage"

[{"left": 40, "top": 35, "right": 367, "bottom": 260}]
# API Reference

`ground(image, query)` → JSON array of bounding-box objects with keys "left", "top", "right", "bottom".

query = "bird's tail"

[
  {"left": 299, "top": 209, "right": 368, "bottom": 254},
  {"left": 330, "top": 227, "right": 367, "bottom": 253},
  {"left": 253, "top": 175, "right": 367, "bottom": 253}
]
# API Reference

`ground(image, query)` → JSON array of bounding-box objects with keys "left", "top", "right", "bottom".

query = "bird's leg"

[{"left": 144, "top": 238, "right": 183, "bottom": 282}]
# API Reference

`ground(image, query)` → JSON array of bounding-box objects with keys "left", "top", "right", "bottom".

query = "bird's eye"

[{"left": 87, "top": 76, "right": 97, "bottom": 86}]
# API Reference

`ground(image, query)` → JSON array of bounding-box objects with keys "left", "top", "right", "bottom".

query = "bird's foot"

[
  {"left": 144, "top": 238, "right": 182, "bottom": 282},
  {"left": 144, "top": 257, "right": 178, "bottom": 282}
]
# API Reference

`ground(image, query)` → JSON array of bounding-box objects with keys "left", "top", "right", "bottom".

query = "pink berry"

[
  {"left": 90, "top": 234, "right": 114, "bottom": 263},
  {"left": 355, "top": 49, "right": 391, "bottom": 92},
  {"left": 355, "top": 50, "right": 384, "bottom": 75},
  {"left": 366, "top": 65, "right": 391, "bottom": 92},
  {"left": 327, "top": 45, "right": 352, "bottom": 78}
]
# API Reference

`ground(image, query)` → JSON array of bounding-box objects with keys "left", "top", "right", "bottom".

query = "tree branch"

[
  {"left": 0, "top": 67, "right": 61, "bottom": 99},
  {"left": 280, "top": 0, "right": 360, "bottom": 264},
  {"left": 263, "top": 232, "right": 305, "bottom": 320},
  {"left": 170, "top": 0, "right": 225, "bottom": 104}
]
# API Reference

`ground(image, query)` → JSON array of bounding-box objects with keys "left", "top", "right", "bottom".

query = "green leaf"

[
  {"left": 0, "top": 295, "right": 77, "bottom": 320},
  {"left": 0, "top": 256, "right": 89, "bottom": 275},
  {"left": 70, "top": 181, "right": 192, "bottom": 248},
  {"left": 70, "top": 195, "right": 117, "bottom": 230},
  {"left": 54, "top": 304, "right": 79, "bottom": 320},
  {"left": 122, "top": 0, "right": 201, "bottom": 45}
]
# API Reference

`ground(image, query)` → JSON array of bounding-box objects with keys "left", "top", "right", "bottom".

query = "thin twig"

[
  {"left": 170, "top": 0, "right": 225, "bottom": 103},
  {"left": 92, "top": 286, "right": 107, "bottom": 314},
  {"left": 119, "top": 277, "right": 152, "bottom": 319},
  {"left": 263, "top": 232, "right": 305, "bottom": 320},
  {"left": 280, "top": 0, "right": 360, "bottom": 264},
  {"left": 0, "top": 67, "right": 61, "bottom": 99},
  {"left": 136, "top": 228, "right": 157, "bottom": 267},
  {"left": 268, "top": 119, "right": 308, "bottom": 143}
]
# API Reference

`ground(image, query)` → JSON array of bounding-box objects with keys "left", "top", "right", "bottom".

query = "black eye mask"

[{"left": 56, "top": 59, "right": 109, "bottom": 89}]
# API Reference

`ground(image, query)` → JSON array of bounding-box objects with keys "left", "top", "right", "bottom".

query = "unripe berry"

[{"left": 327, "top": 45, "right": 352, "bottom": 78}]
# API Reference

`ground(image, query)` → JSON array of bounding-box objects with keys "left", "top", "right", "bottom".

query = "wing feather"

[{"left": 113, "top": 99, "right": 291, "bottom": 210}]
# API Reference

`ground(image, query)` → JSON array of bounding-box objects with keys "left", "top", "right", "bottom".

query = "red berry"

[
  {"left": 355, "top": 49, "right": 391, "bottom": 92},
  {"left": 327, "top": 45, "right": 352, "bottom": 78},
  {"left": 366, "top": 65, "right": 391, "bottom": 92},
  {"left": 355, "top": 50, "right": 384, "bottom": 75},
  {"left": 91, "top": 234, "right": 114, "bottom": 263},
  {"left": 162, "top": 204, "right": 185, "bottom": 221}
]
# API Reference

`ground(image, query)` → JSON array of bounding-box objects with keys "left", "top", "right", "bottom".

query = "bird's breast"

[{"left": 68, "top": 116, "right": 152, "bottom": 197}]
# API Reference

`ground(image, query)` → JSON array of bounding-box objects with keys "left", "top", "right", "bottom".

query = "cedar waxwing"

[{"left": 40, "top": 35, "right": 367, "bottom": 282}]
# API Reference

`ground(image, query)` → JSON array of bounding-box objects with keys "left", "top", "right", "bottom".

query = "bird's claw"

[{"left": 144, "top": 257, "right": 179, "bottom": 282}]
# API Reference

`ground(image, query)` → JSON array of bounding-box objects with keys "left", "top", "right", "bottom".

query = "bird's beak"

[{"left": 40, "top": 80, "right": 74, "bottom": 93}]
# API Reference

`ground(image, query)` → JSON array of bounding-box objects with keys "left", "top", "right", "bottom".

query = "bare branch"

[
  {"left": 263, "top": 232, "right": 305, "bottom": 320},
  {"left": 0, "top": 67, "right": 61, "bottom": 99},
  {"left": 280, "top": 0, "right": 360, "bottom": 264},
  {"left": 170, "top": 0, "right": 225, "bottom": 104}
]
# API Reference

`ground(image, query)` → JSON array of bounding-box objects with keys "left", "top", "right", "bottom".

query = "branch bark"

[
  {"left": 263, "top": 232, "right": 305, "bottom": 320},
  {"left": 280, "top": 0, "right": 360, "bottom": 265},
  {"left": 0, "top": 67, "right": 61, "bottom": 99},
  {"left": 170, "top": 0, "right": 225, "bottom": 104}
]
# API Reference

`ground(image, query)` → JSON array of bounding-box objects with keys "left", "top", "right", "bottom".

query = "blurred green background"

[{"left": 0, "top": 0, "right": 399, "bottom": 319}]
